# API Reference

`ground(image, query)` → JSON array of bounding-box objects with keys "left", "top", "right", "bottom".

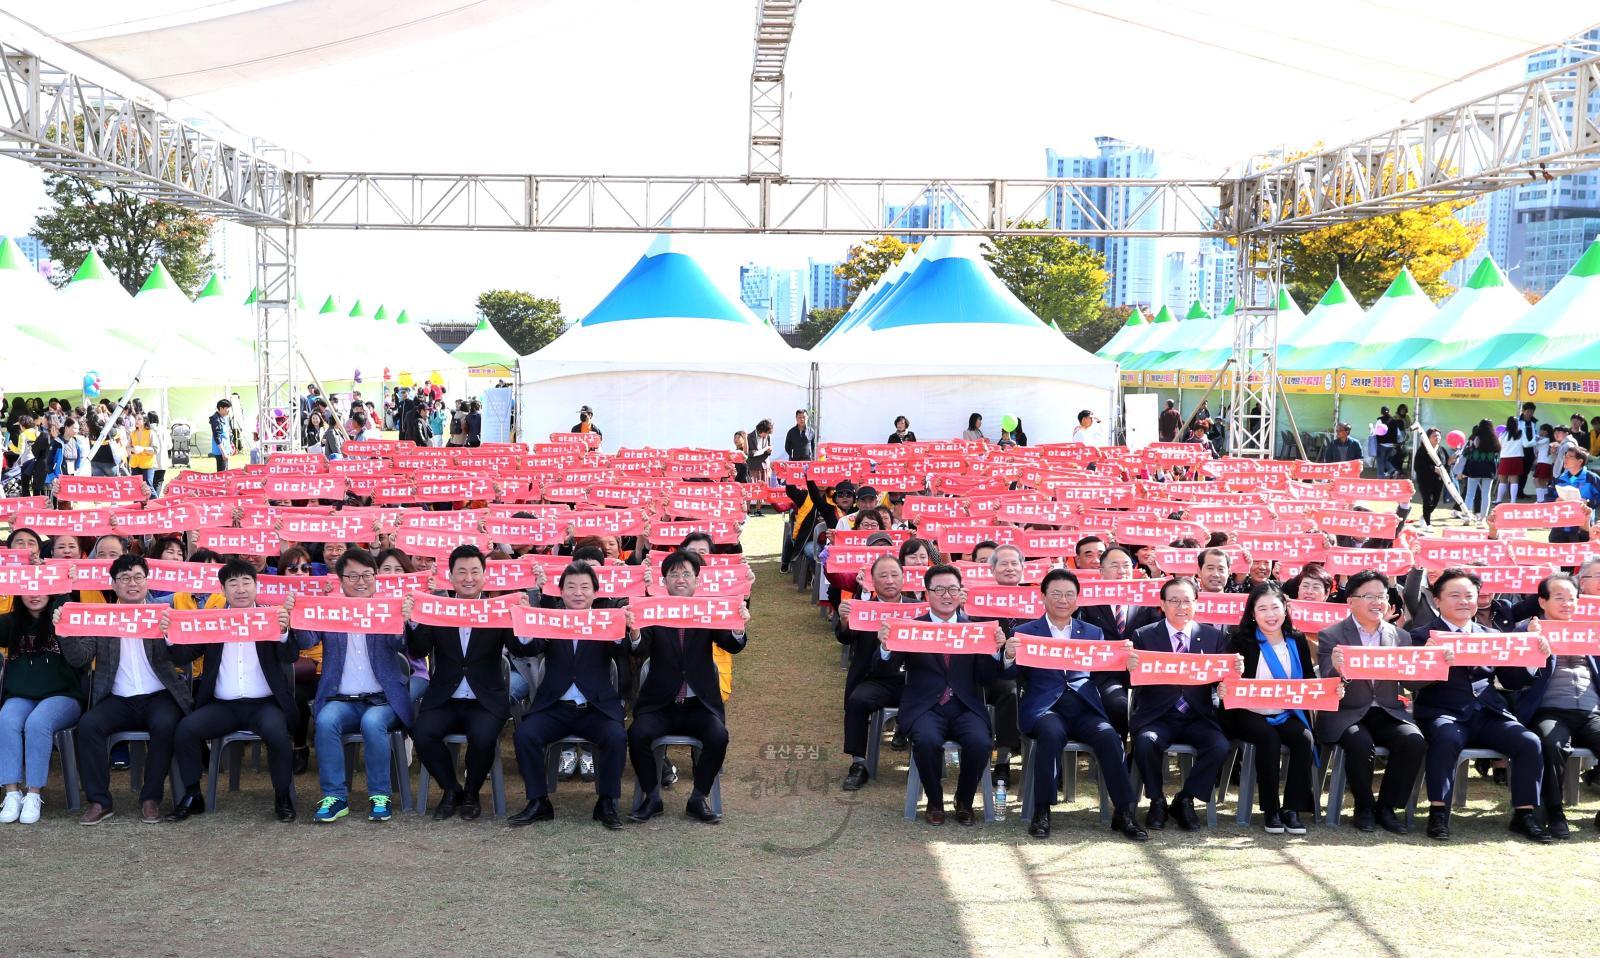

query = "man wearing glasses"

[
  {"left": 1126, "top": 577, "right": 1235, "bottom": 831},
  {"left": 1318, "top": 570, "right": 1426, "bottom": 834},
  {"left": 62, "top": 554, "right": 194, "bottom": 825},
  {"left": 293, "top": 548, "right": 413, "bottom": 824},
  {"left": 880, "top": 564, "right": 1009, "bottom": 826}
]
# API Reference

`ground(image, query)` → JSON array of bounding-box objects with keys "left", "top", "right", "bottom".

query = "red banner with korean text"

[
  {"left": 511, "top": 606, "right": 627, "bottom": 641},
  {"left": 1014, "top": 636, "right": 1128, "bottom": 671},
  {"left": 1428, "top": 631, "right": 1547, "bottom": 667},
  {"left": 881, "top": 619, "right": 997, "bottom": 655},
  {"left": 290, "top": 595, "right": 407, "bottom": 634},
  {"left": 1129, "top": 650, "right": 1238, "bottom": 686},
  {"left": 631, "top": 595, "right": 745, "bottom": 631},
  {"left": 55, "top": 602, "right": 164, "bottom": 638},
  {"left": 1335, "top": 645, "right": 1450, "bottom": 681},
  {"left": 167, "top": 607, "right": 282, "bottom": 644},
  {"left": 1220, "top": 677, "right": 1340, "bottom": 711}
]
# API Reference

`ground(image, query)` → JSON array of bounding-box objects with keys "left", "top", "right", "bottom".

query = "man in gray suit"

[
  {"left": 1318, "top": 569, "right": 1426, "bottom": 835},
  {"left": 60, "top": 553, "right": 194, "bottom": 826}
]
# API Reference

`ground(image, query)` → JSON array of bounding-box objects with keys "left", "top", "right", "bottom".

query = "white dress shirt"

[
  {"left": 111, "top": 638, "right": 165, "bottom": 698},
  {"left": 216, "top": 641, "right": 274, "bottom": 701},
  {"left": 451, "top": 626, "right": 476, "bottom": 699},
  {"left": 337, "top": 632, "right": 382, "bottom": 696},
  {"left": 1249, "top": 639, "right": 1295, "bottom": 716}
]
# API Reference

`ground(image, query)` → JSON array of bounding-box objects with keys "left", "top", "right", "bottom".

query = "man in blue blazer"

[
  {"left": 293, "top": 548, "right": 414, "bottom": 824},
  {"left": 509, "top": 560, "right": 630, "bottom": 831},
  {"left": 1410, "top": 567, "right": 1549, "bottom": 842},
  {"left": 1126, "top": 576, "right": 1235, "bottom": 831},
  {"left": 1014, "top": 569, "right": 1145, "bottom": 841},
  {"left": 882, "top": 564, "right": 1008, "bottom": 826}
]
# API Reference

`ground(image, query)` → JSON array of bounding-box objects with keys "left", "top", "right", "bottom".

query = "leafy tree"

[
  {"left": 795, "top": 307, "right": 845, "bottom": 349},
  {"left": 982, "top": 221, "right": 1110, "bottom": 336},
  {"left": 31, "top": 173, "right": 215, "bottom": 293},
  {"left": 1065, "top": 305, "right": 1132, "bottom": 354},
  {"left": 837, "top": 235, "right": 918, "bottom": 296},
  {"left": 475, "top": 290, "right": 566, "bottom": 355}
]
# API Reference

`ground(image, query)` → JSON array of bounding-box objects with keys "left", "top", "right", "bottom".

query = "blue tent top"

[
  {"left": 581, "top": 236, "right": 759, "bottom": 327},
  {"left": 852, "top": 237, "right": 1045, "bottom": 333}
]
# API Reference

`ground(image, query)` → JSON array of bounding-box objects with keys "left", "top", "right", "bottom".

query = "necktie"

[
  {"left": 1173, "top": 632, "right": 1191, "bottom": 714},
  {"left": 938, "top": 653, "right": 953, "bottom": 705},
  {"left": 1114, "top": 605, "right": 1128, "bottom": 635},
  {"left": 675, "top": 628, "right": 690, "bottom": 704}
]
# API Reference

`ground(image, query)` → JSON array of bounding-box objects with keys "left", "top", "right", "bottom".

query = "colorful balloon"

[
  {"left": 1372, "top": 422, "right": 1388, "bottom": 437},
  {"left": 1445, "top": 430, "right": 1466, "bottom": 449},
  {"left": 82, "top": 372, "right": 101, "bottom": 397},
  {"left": 1000, "top": 414, "right": 1019, "bottom": 432}
]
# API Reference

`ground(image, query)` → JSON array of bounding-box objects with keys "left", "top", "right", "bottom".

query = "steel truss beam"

[
  {"left": 255, "top": 226, "right": 300, "bottom": 452},
  {"left": 748, "top": 0, "right": 799, "bottom": 177},
  {"left": 1226, "top": 236, "right": 1281, "bottom": 459},
  {"left": 0, "top": 41, "right": 301, "bottom": 225}
]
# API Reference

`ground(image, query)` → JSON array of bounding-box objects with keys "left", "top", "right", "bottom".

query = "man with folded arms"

[
  {"left": 881, "top": 564, "right": 1009, "bottom": 826},
  {"left": 166, "top": 558, "right": 300, "bottom": 823},
  {"left": 1410, "top": 567, "right": 1550, "bottom": 842},
  {"left": 509, "top": 560, "right": 630, "bottom": 831},
  {"left": 294, "top": 548, "right": 413, "bottom": 824},
  {"left": 63, "top": 554, "right": 194, "bottom": 825},
  {"left": 1014, "top": 569, "right": 1146, "bottom": 841},
  {"left": 1127, "top": 577, "right": 1235, "bottom": 831},
  {"left": 1319, "top": 570, "right": 1427, "bottom": 834},
  {"left": 836, "top": 554, "right": 915, "bottom": 791},
  {"left": 627, "top": 549, "right": 750, "bottom": 824}
]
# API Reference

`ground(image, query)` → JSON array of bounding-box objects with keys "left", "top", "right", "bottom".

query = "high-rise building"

[
  {"left": 772, "top": 268, "right": 805, "bottom": 331},
  {"left": 882, "top": 196, "right": 968, "bottom": 242},
  {"left": 1161, "top": 239, "right": 1239, "bottom": 319},
  {"left": 739, "top": 262, "right": 775, "bottom": 321},
  {"left": 808, "top": 258, "right": 850, "bottom": 311},
  {"left": 205, "top": 221, "right": 254, "bottom": 286},
  {"left": 1046, "top": 137, "right": 1166, "bottom": 308},
  {"left": 14, "top": 236, "right": 51, "bottom": 277}
]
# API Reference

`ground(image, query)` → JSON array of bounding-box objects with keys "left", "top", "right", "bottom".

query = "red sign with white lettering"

[
  {"left": 290, "top": 595, "right": 406, "bottom": 634},
  {"left": 1129, "top": 650, "right": 1238, "bottom": 686},
  {"left": 632, "top": 596, "right": 745, "bottom": 631},
  {"left": 1428, "top": 630, "right": 1547, "bottom": 667},
  {"left": 1014, "top": 636, "right": 1128, "bottom": 671},
  {"left": 55, "top": 602, "right": 165, "bottom": 638},
  {"left": 1336, "top": 645, "right": 1450, "bottom": 681},
  {"left": 1220, "top": 677, "right": 1340, "bottom": 711},
  {"left": 881, "top": 619, "right": 997, "bottom": 655},
  {"left": 167, "top": 607, "right": 282, "bottom": 644}
]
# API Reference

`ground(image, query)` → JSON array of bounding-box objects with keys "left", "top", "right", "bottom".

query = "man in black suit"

[
  {"left": 836, "top": 554, "right": 913, "bottom": 790},
  {"left": 1411, "top": 567, "right": 1550, "bottom": 842},
  {"left": 508, "top": 561, "right": 630, "bottom": 830},
  {"left": 1074, "top": 545, "right": 1160, "bottom": 735},
  {"left": 1127, "top": 577, "right": 1237, "bottom": 831},
  {"left": 165, "top": 559, "right": 299, "bottom": 823},
  {"left": 404, "top": 544, "right": 528, "bottom": 821},
  {"left": 884, "top": 564, "right": 1009, "bottom": 826},
  {"left": 982, "top": 545, "right": 1026, "bottom": 790},
  {"left": 784, "top": 409, "right": 814, "bottom": 461},
  {"left": 627, "top": 549, "right": 750, "bottom": 824}
]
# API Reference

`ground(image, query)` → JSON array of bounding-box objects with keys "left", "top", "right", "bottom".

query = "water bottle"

[{"left": 993, "top": 781, "right": 1008, "bottom": 821}]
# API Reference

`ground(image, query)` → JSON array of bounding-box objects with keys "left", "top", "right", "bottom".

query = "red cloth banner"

[
  {"left": 0, "top": 548, "right": 31, "bottom": 566},
  {"left": 1220, "top": 677, "right": 1341, "bottom": 711},
  {"left": 568, "top": 509, "right": 647, "bottom": 537},
  {"left": 512, "top": 606, "right": 626, "bottom": 641},
  {"left": 290, "top": 595, "right": 406, "bottom": 634},
  {"left": 1336, "top": 645, "right": 1450, "bottom": 681},
  {"left": 540, "top": 563, "right": 647, "bottom": 599},
  {"left": 1192, "top": 591, "right": 1248, "bottom": 626},
  {"left": 1428, "top": 630, "right": 1548, "bottom": 667},
  {"left": 1153, "top": 547, "right": 1250, "bottom": 575},
  {"left": 832, "top": 528, "right": 912, "bottom": 548},
  {"left": 1075, "top": 578, "right": 1164, "bottom": 608},
  {"left": 408, "top": 592, "right": 519, "bottom": 629},
  {"left": 254, "top": 574, "right": 337, "bottom": 606},
  {"left": 1309, "top": 508, "right": 1398, "bottom": 539},
  {"left": 55, "top": 602, "right": 164, "bottom": 638},
  {"left": 13, "top": 508, "right": 115, "bottom": 536},
  {"left": 167, "top": 606, "right": 282, "bottom": 644},
  {"left": 1288, "top": 599, "right": 1349, "bottom": 633},
  {"left": 881, "top": 619, "right": 997, "bottom": 655},
  {"left": 1015, "top": 529, "right": 1082, "bottom": 558},
  {"left": 1113, "top": 518, "right": 1210, "bottom": 545},
  {"left": 412, "top": 477, "right": 495, "bottom": 503},
  {"left": 1292, "top": 459, "right": 1363, "bottom": 480},
  {"left": 825, "top": 545, "right": 897, "bottom": 576},
  {"left": 1319, "top": 547, "right": 1414, "bottom": 577},
  {"left": 1504, "top": 538, "right": 1595, "bottom": 568},
  {"left": 1129, "top": 650, "right": 1239, "bottom": 686},
  {"left": 394, "top": 528, "right": 487, "bottom": 559},
  {"left": 431, "top": 558, "right": 546, "bottom": 593},
  {"left": 1539, "top": 621, "right": 1600, "bottom": 657},
  {"left": 1492, "top": 499, "right": 1591, "bottom": 529},
  {"left": 846, "top": 600, "right": 931, "bottom": 632},
  {"left": 371, "top": 572, "right": 436, "bottom": 597},
  {"left": 481, "top": 515, "right": 567, "bottom": 546},
  {"left": 1234, "top": 532, "right": 1329, "bottom": 564},
  {"left": 997, "top": 499, "right": 1079, "bottom": 526},
  {"left": 663, "top": 495, "right": 744, "bottom": 521},
  {"left": 648, "top": 518, "right": 743, "bottom": 546},
  {"left": 0, "top": 496, "right": 49, "bottom": 519},
  {"left": 265, "top": 453, "right": 328, "bottom": 473},
  {"left": 1415, "top": 536, "right": 1512, "bottom": 571},
  {"left": 109, "top": 503, "right": 197, "bottom": 536},
  {"left": 0, "top": 562, "right": 75, "bottom": 595},
  {"left": 1014, "top": 636, "right": 1128, "bottom": 671},
  {"left": 263, "top": 475, "right": 349, "bottom": 501},
  {"left": 964, "top": 585, "right": 1044, "bottom": 620},
  {"left": 342, "top": 439, "right": 403, "bottom": 457},
  {"left": 952, "top": 559, "right": 1055, "bottom": 586},
  {"left": 631, "top": 595, "right": 745, "bottom": 631},
  {"left": 68, "top": 559, "right": 112, "bottom": 588},
  {"left": 934, "top": 524, "right": 1015, "bottom": 555},
  {"left": 146, "top": 560, "right": 223, "bottom": 593},
  {"left": 278, "top": 513, "right": 379, "bottom": 543},
  {"left": 1329, "top": 478, "right": 1416, "bottom": 503},
  {"left": 54, "top": 475, "right": 149, "bottom": 503},
  {"left": 193, "top": 526, "right": 280, "bottom": 556},
  {"left": 398, "top": 509, "right": 483, "bottom": 532},
  {"left": 1473, "top": 564, "right": 1555, "bottom": 594}
]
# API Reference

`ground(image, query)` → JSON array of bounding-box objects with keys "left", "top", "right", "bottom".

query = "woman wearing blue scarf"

[{"left": 1221, "top": 582, "right": 1320, "bottom": 836}]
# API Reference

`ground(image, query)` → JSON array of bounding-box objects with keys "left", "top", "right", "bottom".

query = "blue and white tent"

[
  {"left": 519, "top": 236, "right": 808, "bottom": 450},
  {"left": 808, "top": 237, "right": 1116, "bottom": 443}
]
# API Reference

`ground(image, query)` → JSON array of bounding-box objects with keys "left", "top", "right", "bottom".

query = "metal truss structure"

[{"left": 3, "top": 11, "right": 1600, "bottom": 455}]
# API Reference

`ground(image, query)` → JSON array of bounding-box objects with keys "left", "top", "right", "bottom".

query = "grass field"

[{"left": 3, "top": 513, "right": 1597, "bottom": 957}]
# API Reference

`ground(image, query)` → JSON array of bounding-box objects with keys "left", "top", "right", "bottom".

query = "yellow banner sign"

[
  {"left": 1142, "top": 371, "right": 1179, "bottom": 388},
  {"left": 1279, "top": 370, "right": 1336, "bottom": 395},
  {"left": 1119, "top": 370, "right": 1143, "bottom": 387},
  {"left": 1179, "top": 370, "right": 1232, "bottom": 390},
  {"left": 1416, "top": 371, "right": 1517, "bottom": 402},
  {"left": 1336, "top": 370, "right": 1415, "bottom": 397},
  {"left": 1521, "top": 370, "right": 1600, "bottom": 406}
]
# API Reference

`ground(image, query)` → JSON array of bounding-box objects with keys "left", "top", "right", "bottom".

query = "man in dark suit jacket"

[
  {"left": 1497, "top": 572, "right": 1598, "bottom": 839},
  {"left": 509, "top": 561, "right": 631, "bottom": 830},
  {"left": 1317, "top": 570, "right": 1427, "bottom": 834},
  {"left": 836, "top": 555, "right": 914, "bottom": 791},
  {"left": 1127, "top": 577, "right": 1236, "bottom": 831},
  {"left": 627, "top": 550, "right": 749, "bottom": 824},
  {"left": 784, "top": 409, "right": 814, "bottom": 461},
  {"left": 1015, "top": 570, "right": 1145, "bottom": 841},
  {"left": 980, "top": 546, "right": 1026, "bottom": 788},
  {"left": 884, "top": 564, "right": 1009, "bottom": 826},
  {"left": 1074, "top": 545, "right": 1160, "bottom": 735},
  {"left": 404, "top": 544, "right": 527, "bottom": 821},
  {"left": 1410, "top": 567, "right": 1550, "bottom": 842},
  {"left": 60, "top": 553, "right": 195, "bottom": 825},
  {"left": 165, "top": 559, "right": 300, "bottom": 823}
]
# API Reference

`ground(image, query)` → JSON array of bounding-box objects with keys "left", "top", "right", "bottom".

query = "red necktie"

[
  {"left": 675, "top": 628, "right": 689, "bottom": 704},
  {"left": 938, "top": 653, "right": 953, "bottom": 705}
]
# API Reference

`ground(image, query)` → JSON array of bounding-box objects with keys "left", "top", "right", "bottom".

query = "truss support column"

[
  {"left": 1226, "top": 235, "right": 1280, "bottom": 458},
  {"left": 255, "top": 226, "right": 300, "bottom": 452}
]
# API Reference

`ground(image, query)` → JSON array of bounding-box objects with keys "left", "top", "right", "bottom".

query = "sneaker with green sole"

[
  {"left": 368, "top": 795, "right": 393, "bottom": 822},
  {"left": 314, "top": 796, "right": 349, "bottom": 823}
]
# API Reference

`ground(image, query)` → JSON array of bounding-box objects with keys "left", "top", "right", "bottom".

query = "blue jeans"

[
  {"left": 314, "top": 699, "right": 398, "bottom": 800},
  {"left": 0, "top": 695, "right": 82, "bottom": 790},
  {"left": 1464, "top": 477, "right": 1493, "bottom": 516},
  {"left": 509, "top": 666, "right": 529, "bottom": 704}
]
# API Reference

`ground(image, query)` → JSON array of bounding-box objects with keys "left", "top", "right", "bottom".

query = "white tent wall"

[
  {"left": 519, "top": 369, "right": 806, "bottom": 451},
  {"left": 817, "top": 366, "right": 1114, "bottom": 444}
]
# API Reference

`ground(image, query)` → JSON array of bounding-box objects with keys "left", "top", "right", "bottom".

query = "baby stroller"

[{"left": 170, "top": 420, "right": 194, "bottom": 468}]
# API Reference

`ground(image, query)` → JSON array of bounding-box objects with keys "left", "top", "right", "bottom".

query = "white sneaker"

[
  {"left": 0, "top": 791, "right": 20, "bottom": 823},
  {"left": 558, "top": 748, "right": 578, "bottom": 780},
  {"left": 18, "top": 793, "right": 41, "bottom": 824}
]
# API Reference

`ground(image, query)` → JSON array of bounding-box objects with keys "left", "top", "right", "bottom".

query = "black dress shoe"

[
  {"left": 593, "top": 797, "right": 624, "bottom": 830},
  {"left": 842, "top": 762, "right": 869, "bottom": 791},
  {"left": 431, "top": 788, "right": 460, "bottom": 822},
  {"left": 685, "top": 793, "right": 721, "bottom": 824},
  {"left": 1426, "top": 806, "right": 1450, "bottom": 839},
  {"left": 508, "top": 797, "right": 554, "bottom": 827},
  {"left": 1264, "top": 810, "right": 1285, "bottom": 834},
  {"left": 457, "top": 795, "right": 483, "bottom": 821},
  {"left": 1028, "top": 809, "right": 1051, "bottom": 839},
  {"left": 1509, "top": 808, "right": 1553, "bottom": 844},
  {"left": 953, "top": 806, "right": 976, "bottom": 827},
  {"left": 163, "top": 790, "right": 206, "bottom": 823},
  {"left": 292, "top": 747, "right": 310, "bottom": 776},
  {"left": 274, "top": 793, "right": 296, "bottom": 823},
  {"left": 890, "top": 728, "right": 908, "bottom": 751},
  {"left": 1352, "top": 807, "right": 1376, "bottom": 832},
  {"left": 1145, "top": 796, "right": 1168, "bottom": 830},
  {"left": 1545, "top": 809, "right": 1571, "bottom": 840},
  {"left": 1112, "top": 807, "right": 1149, "bottom": 842},
  {"left": 924, "top": 805, "right": 945, "bottom": 825},
  {"left": 1375, "top": 806, "right": 1407, "bottom": 835},
  {"left": 1281, "top": 809, "right": 1307, "bottom": 835},
  {"left": 630, "top": 794, "right": 664, "bottom": 823},
  {"left": 1170, "top": 794, "right": 1201, "bottom": 831}
]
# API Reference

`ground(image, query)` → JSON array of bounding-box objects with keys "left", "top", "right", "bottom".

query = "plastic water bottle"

[{"left": 993, "top": 781, "right": 1008, "bottom": 821}]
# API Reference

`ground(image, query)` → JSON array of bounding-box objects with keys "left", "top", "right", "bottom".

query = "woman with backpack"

[{"left": 1461, "top": 419, "right": 1500, "bottom": 521}]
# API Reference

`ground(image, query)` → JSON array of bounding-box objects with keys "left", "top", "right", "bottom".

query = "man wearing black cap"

[
  {"left": 837, "top": 486, "right": 881, "bottom": 530},
  {"left": 572, "top": 406, "right": 603, "bottom": 439}
]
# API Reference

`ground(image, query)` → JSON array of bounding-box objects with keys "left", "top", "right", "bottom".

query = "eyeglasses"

[
  {"left": 1043, "top": 591, "right": 1078, "bottom": 602},
  {"left": 281, "top": 564, "right": 307, "bottom": 573},
  {"left": 113, "top": 573, "right": 147, "bottom": 585},
  {"left": 1350, "top": 592, "right": 1388, "bottom": 603},
  {"left": 1163, "top": 598, "right": 1195, "bottom": 606},
  {"left": 927, "top": 585, "right": 963, "bottom": 597},
  {"left": 340, "top": 572, "right": 377, "bottom": 583},
  {"left": 664, "top": 570, "right": 698, "bottom": 580}
]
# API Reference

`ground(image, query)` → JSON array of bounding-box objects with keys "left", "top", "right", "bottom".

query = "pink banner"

[
  {"left": 1233, "top": 532, "right": 1328, "bottom": 564},
  {"left": 1504, "top": 538, "right": 1595, "bottom": 568},
  {"left": 1192, "top": 591, "right": 1248, "bottom": 626},
  {"left": 964, "top": 585, "right": 1044, "bottom": 620},
  {"left": 648, "top": 518, "right": 743, "bottom": 546},
  {"left": 1492, "top": 499, "right": 1591, "bottom": 529},
  {"left": 1014, "top": 636, "right": 1128, "bottom": 671},
  {"left": 540, "top": 563, "right": 647, "bottom": 599},
  {"left": 254, "top": 574, "right": 337, "bottom": 605},
  {"left": 193, "top": 526, "right": 281, "bottom": 556},
  {"left": 0, "top": 562, "right": 75, "bottom": 595},
  {"left": 167, "top": 606, "right": 282, "bottom": 644},
  {"left": 263, "top": 476, "right": 349, "bottom": 501},
  {"left": 825, "top": 545, "right": 897, "bottom": 576},
  {"left": 881, "top": 619, "right": 997, "bottom": 655},
  {"left": 55, "top": 602, "right": 164, "bottom": 638},
  {"left": 1329, "top": 478, "right": 1416, "bottom": 503},
  {"left": 13, "top": 508, "right": 115, "bottom": 536},
  {"left": 1129, "top": 650, "right": 1238, "bottom": 686},
  {"left": 278, "top": 513, "right": 378, "bottom": 543},
  {"left": 1320, "top": 547, "right": 1413, "bottom": 577},
  {"left": 481, "top": 515, "right": 567, "bottom": 546},
  {"left": 1428, "top": 630, "right": 1547, "bottom": 667},
  {"left": 1220, "top": 677, "right": 1340, "bottom": 711},
  {"left": 1075, "top": 578, "right": 1164, "bottom": 608},
  {"left": 394, "top": 528, "right": 487, "bottom": 559},
  {"left": 54, "top": 475, "right": 149, "bottom": 503},
  {"left": 1473, "top": 564, "right": 1555, "bottom": 595},
  {"left": 1336, "top": 645, "right": 1450, "bottom": 681},
  {"left": 1539, "top": 621, "right": 1600, "bottom": 658},
  {"left": 846, "top": 600, "right": 931, "bottom": 632},
  {"left": 1310, "top": 508, "right": 1399, "bottom": 540},
  {"left": 1292, "top": 459, "right": 1363, "bottom": 480},
  {"left": 1416, "top": 536, "right": 1512, "bottom": 571},
  {"left": 511, "top": 606, "right": 626, "bottom": 641},
  {"left": 1113, "top": 518, "right": 1210, "bottom": 545},
  {"left": 408, "top": 591, "right": 519, "bottom": 629},
  {"left": 631, "top": 595, "right": 746, "bottom": 631},
  {"left": 1288, "top": 599, "right": 1349, "bottom": 633},
  {"left": 290, "top": 594, "right": 407, "bottom": 634}
]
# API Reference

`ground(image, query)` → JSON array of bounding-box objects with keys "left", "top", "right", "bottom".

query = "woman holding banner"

[{"left": 1221, "top": 583, "right": 1320, "bottom": 836}]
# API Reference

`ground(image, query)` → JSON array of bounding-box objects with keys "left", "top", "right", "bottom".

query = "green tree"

[
  {"left": 31, "top": 173, "right": 215, "bottom": 294},
  {"left": 1066, "top": 305, "right": 1133, "bottom": 354},
  {"left": 982, "top": 221, "right": 1110, "bottom": 336},
  {"left": 837, "top": 235, "right": 918, "bottom": 296},
  {"left": 795, "top": 307, "right": 845, "bottom": 349},
  {"left": 474, "top": 290, "right": 566, "bottom": 355}
]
